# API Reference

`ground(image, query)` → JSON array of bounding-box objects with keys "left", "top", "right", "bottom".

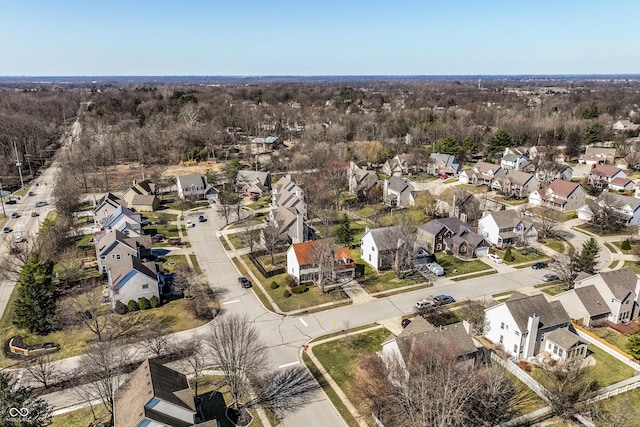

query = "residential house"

[
  {"left": 347, "top": 162, "right": 379, "bottom": 197},
  {"left": 114, "top": 359, "right": 204, "bottom": 427},
  {"left": 544, "top": 328, "right": 589, "bottom": 362},
  {"left": 250, "top": 136, "right": 278, "bottom": 153},
  {"left": 587, "top": 164, "right": 626, "bottom": 190},
  {"left": 450, "top": 190, "right": 481, "bottom": 225},
  {"left": 577, "top": 192, "right": 640, "bottom": 226},
  {"left": 272, "top": 175, "right": 307, "bottom": 217},
  {"left": 286, "top": 240, "right": 355, "bottom": 284},
  {"left": 491, "top": 170, "right": 539, "bottom": 198},
  {"left": 609, "top": 177, "right": 634, "bottom": 192},
  {"left": 107, "top": 254, "right": 165, "bottom": 306},
  {"left": 360, "top": 226, "right": 402, "bottom": 272},
  {"left": 383, "top": 154, "right": 409, "bottom": 177},
  {"left": 500, "top": 149, "right": 527, "bottom": 171},
  {"left": 580, "top": 146, "right": 616, "bottom": 165},
  {"left": 383, "top": 176, "right": 416, "bottom": 208},
  {"left": 177, "top": 174, "right": 216, "bottom": 200},
  {"left": 553, "top": 268, "right": 640, "bottom": 326},
  {"left": 381, "top": 316, "right": 479, "bottom": 370},
  {"left": 95, "top": 229, "right": 152, "bottom": 275},
  {"left": 458, "top": 161, "right": 502, "bottom": 185},
  {"left": 427, "top": 153, "right": 460, "bottom": 176},
  {"left": 122, "top": 180, "right": 159, "bottom": 212},
  {"left": 102, "top": 205, "right": 144, "bottom": 237},
  {"left": 418, "top": 217, "right": 489, "bottom": 258},
  {"left": 477, "top": 210, "right": 538, "bottom": 248},
  {"left": 534, "top": 162, "right": 573, "bottom": 187},
  {"left": 94, "top": 192, "right": 125, "bottom": 226},
  {"left": 528, "top": 179, "right": 586, "bottom": 212},
  {"left": 612, "top": 120, "right": 640, "bottom": 133},
  {"left": 268, "top": 175, "right": 311, "bottom": 243},
  {"left": 236, "top": 170, "right": 272, "bottom": 199},
  {"left": 484, "top": 292, "right": 583, "bottom": 361}
]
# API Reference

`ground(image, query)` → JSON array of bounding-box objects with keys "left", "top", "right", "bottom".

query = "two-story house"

[
  {"left": 286, "top": 240, "right": 355, "bottom": 284},
  {"left": 268, "top": 175, "right": 311, "bottom": 244},
  {"left": 95, "top": 229, "right": 152, "bottom": 275},
  {"left": 484, "top": 292, "right": 585, "bottom": 361},
  {"left": 102, "top": 205, "right": 144, "bottom": 237},
  {"left": 114, "top": 359, "right": 201, "bottom": 427},
  {"left": 418, "top": 217, "right": 489, "bottom": 258},
  {"left": 427, "top": 153, "right": 460, "bottom": 177},
  {"left": 361, "top": 226, "right": 404, "bottom": 272},
  {"left": 500, "top": 151, "right": 527, "bottom": 171},
  {"left": 122, "top": 179, "right": 159, "bottom": 212},
  {"left": 107, "top": 254, "right": 165, "bottom": 307},
  {"left": 236, "top": 170, "right": 272, "bottom": 199},
  {"left": 94, "top": 192, "right": 125, "bottom": 226},
  {"left": 491, "top": 170, "right": 539, "bottom": 198},
  {"left": 383, "top": 176, "right": 416, "bottom": 208},
  {"left": 528, "top": 179, "right": 586, "bottom": 212},
  {"left": 613, "top": 120, "right": 640, "bottom": 133},
  {"left": 578, "top": 192, "right": 640, "bottom": 226},
  {"left": 177, "top": 174, "right": 215, "bottom": 200},
  {"left": 535, "top": 162, "right": 573, "bottom": 187},
  {"left": 587, "top": 164, "right": 626, "bottom": 190},
  {"left": 383, "top": 154, "right": 409, "bottom": 177},
  {"left": 477, "top": 210, "right": 538, "bottom": 248},
  {"left": 580, "top": 146, "right": 616, "bottom": 165},
  {"left": 553, "top": 268, "right": 640, "bottom": 326},
  {"left": 458, "top": 161, "right": 502, "bottom": 186},
  {"left": 347, "top": 161, "right": 379, "bottom": 197}
]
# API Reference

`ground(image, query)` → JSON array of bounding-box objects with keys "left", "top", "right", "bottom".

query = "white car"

[
  {"left": 488, "top": 253, "right": 503, "bottom": 264},
  {"left": 186, "top": 220, "right": 195, "bottom": 228}
]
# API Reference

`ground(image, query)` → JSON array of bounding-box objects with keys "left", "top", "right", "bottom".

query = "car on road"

[
  {"left": 416, "top": 299, "right": 435, "bottom": 310},
  {"left": 531, "top": 262, "right": 548, "bottom": 269},
  {"left": 434, "top": 295, "right": 455, "bottom": 305},
  {"left": 401, "top": 318, "right": 412, "bottom": 328},
  {"left": 151, "top": 233, "right": 165, "bottom": 243},
  {"left": 186, "top": 220, "right": 195, "bottom": 228},
  {"left": 14, "top": 233, "right": 23, "bottom": 243},
  {"left": 425, "top": 262, "right": 445, "bottom": 276},
  {"left": 238, "top": 277, "right": 252, "bottom": 288},
  {"left": 28, "top": 191, "right": 34, "bottom": 196},
  {"left": 488, "top": 253, "right": 503, "bottom": 264},
  {"left": 198, "top": 215, "right": 207, "bottom": 222},
  {"left": 31, "top": 211, "right": 39, "bottom": 217},
  {"left": 2, "top": 227, "right": 10, "bottom": 233},
  {"left": 542, "top": 273, "right": 560, "bottom": 282},
  {"left": 10, "top": 212, "right": 20, "bottom": 219},
  {"left": 34, "top": 201, "right": 47, "bottom": 207},
  {"left": 5, "top": 200, "right": 17, "bottom": 205}
]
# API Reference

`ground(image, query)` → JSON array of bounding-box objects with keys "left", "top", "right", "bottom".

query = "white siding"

[{"left": 485, "top": 303, "right": 524, "bottom": 358}]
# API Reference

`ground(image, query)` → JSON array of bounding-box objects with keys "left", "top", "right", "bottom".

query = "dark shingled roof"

[
  {"left": 574, "top": 285, "right": 610, "bottom": 316},
  {"left": 395, "top": 317, "right": 478, "bottom": 361},
  {"left": 546, "top": 328, "right": 584, "bottom": 350},
  {"left": 599, "top": 268, "right": 639, "bottom": 300},
  {"left": 505, "top": 293, "right": 570, "bottom": 332}
]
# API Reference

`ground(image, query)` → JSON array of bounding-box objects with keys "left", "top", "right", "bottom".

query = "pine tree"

[
  {"left": 13, "top": 253, "right": 56, "bottom": 335},
  {"left": 503, "top": 247, "right": 514, "bottom": 262},
  {"left": 621, "top": 239, "right": 631, "bottom": 251},
  {"left": 336, "top": 214, "right": 354, "bottom": 246},
  {"left": 571, "top": 238, "right": 600, "bottom": 275},
  {"left": 627, "top": 330, "right": 640, "bottom": 360}
]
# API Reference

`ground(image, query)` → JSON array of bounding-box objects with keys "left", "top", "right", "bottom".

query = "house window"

[
  {"left": 436, "top": 243, "right": 442, "bottom": 251},
  {"left": 369, "top": 254, "right": 371, "bottom": 262},
  {"left": 515, "top": 331, "right": 520, "bottom": 336},
  {"left": 513, "top": 344, "right": 518, "bottom": 354},
  {"left": 499, "top": 335, "right": 504, "bottom": 344},
  {"left": 115, "top": 254, "right": 121, "bottom": 260},
  {"left": 372, "top": 246, "right": 375, "bottom": 251},
  {"left": 501, "top": 322, "right": 505, "bottom": 330},
  {"left": 101, "top": 256, "right": 106, "bottom": 260},
  {"left": 142, "top": 284, "right": 149, "bottom": 289}
]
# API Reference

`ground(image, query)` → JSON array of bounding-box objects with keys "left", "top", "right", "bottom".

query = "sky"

[{"left": 1, "top": 0, "right": 638, "bottom": 76}]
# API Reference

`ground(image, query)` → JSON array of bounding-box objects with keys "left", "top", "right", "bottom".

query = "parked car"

[
  {"left": 5, "top": 200, "right": 17, "bottom": 205},
  {"left": 31, "top": 211, "right": 39, "bottom": 217},
  {"left": 14, "top": 233, "right": 23, "bottom": 243},
  {"left": 151, "top": 233, "right": 166, "bottom": 243},
  {"left": 401, "top": 318, "right": 412, "bottom": 328},
  {"left": 531, "top": 262, "right": 548, "bottom": 269},
  {"left": 440, "top": 174, "right": 449, "bottom": 180},
  {"left": 27, "top": 191, "right": 34, "bottom": 196},
  {"left": 488, "top": 253, "right": 503, "bottom": 264},
  {"left": 2, "top": 227, "right": 10, "bottom": 233},
  {"left": 10, "top": 212, "right": 20, "bottom": 219},
  {"left": 198, "top": 215, "right": 206, "bottom": 222},
  {"left": 34, "top": 201, "right": 47, "bottom": 207},
  {"left": 434, "top": 295, "right": 455, "bottom": 305},
  {"left": 186, "top": 220, "right": 195, "bottom": 228},
  {"left": 415, "top": 299, "right": 435, "bottom": 310},
  {"left": 425, "top": 262, "right": 445, "bottom": 276},
  {"left": 141, "top": 219, "right": 150, "bottom": 226},
  {"left": 522, "top": 210, "right": 533, "bottom": 217},
  {"left": 238, "top": 277, "right": 252, "bottom": 288},
  {"left": 542, "top": 273, "right": 559, "bottom": 282}
]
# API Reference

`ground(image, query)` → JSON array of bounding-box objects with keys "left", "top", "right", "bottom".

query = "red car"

[{"left": 440, "top": 174, "right": 449, "bottom": 179}]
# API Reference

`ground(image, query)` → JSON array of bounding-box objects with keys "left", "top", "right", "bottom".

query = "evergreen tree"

[
  {"left": 336, "top": 214, "right": 354, "bottom": 246},
  {"left": 0, "top": 371, "right": 52, "bottom": 426},
  {"left": 621, "top": 239, "right": 631, "bottom": 251},
  {"left": 503, "top": 247, "right": 514, "bottom": 262},
  {"left": 490, "top": 129, "right": 513, "bottom": 153},
  {"left": 13, "top": 253, "right": 56, "bottom": 335},
  {"left": 626, "top": 329, "right": 640, "bottom": 360},
  {"left": 571, "top": 238, "right": 600, "bottom": 275}
]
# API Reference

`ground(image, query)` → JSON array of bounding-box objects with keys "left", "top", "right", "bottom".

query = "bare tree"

[
  {"left": 23, "top": 354, "right": 60, "bottom": 389},
  {"left": 262, "top": 220, "right": 282, "bottom": 265},
  {"left": 241, "top": 225, "right": 262, "bottom": 253},
  {"left": 52, "top": 168, "right": 80, "bottom": 219},
  {"left": 137, "top": 320, "right": 175, "bottom": 358},
  {"left": 249, "top": 366, "right": 320, "bottom": 419},
  {"left": 460, "top": 298, "right": 491, "bottom": 335},
  {"left": 537, "top": 209, "right": 565, "bottom": 239},
  {"left": 588, "top": 192, "right": 627, "bottom": 234},
  {"left": 384, "top": 216, "right": 418, "bottom": 278},
  {"left": 175, "top": 334, "right": 207, "bottom": 398},
  {"left": 541, "top": 359, "right": 597, "bottom": 421},
  {"left": 550, "top": 254, "right": 577, "bottom": 290},
  {"left": 205, "top": 314, "right": 269, "bottom": 410},
  {"left": 310, "top": 239, "right": 335, "bottom": 293}
]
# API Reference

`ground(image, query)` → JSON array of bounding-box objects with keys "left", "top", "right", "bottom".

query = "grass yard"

[
  {"left": 623, "top": 261, "right": 640, "bottom": 275},
  {"left": 453, "top": 183, "right": 490, "bottom": 194},
  {"left": 352, "top": 251, "right": 425, "bottom": 293},
  {"left": 144, "top": 223, "right": 180, "bottom": 238},
  {"left": 353, "top": 204, "right": 388, "bottom": 220},
  {"left": 51, "top": 404, "right": 110, "bottom": 427},
  {"left": 491, "top": 247, "right": 546, "bottom": 265},
  {"left": 540, "top": 238, "right": 566, "bottom": 254},
  {"left": 503, "top": 371, "right": 547, "bottom": 418},
  {"left": 162, "top": 254, "right": 190, "bottom": 272},
  {"left": 574, "top": 223, "right": 637, "bottom": 237},
  {"left": 246, "top": 196, "right": 271, "bottom": 210},
  {"left": 450, "top": 271, "right": 497, "bottom": 281},
  {"left": 329, "top": 219, "right": 368, "bottom": 243},
  {"left": 239, "top": 256, "right": 350, "bottom": 312},
  {"left": 226, "top": 212, "right": 268, "bottom": 230},
  {"left": 612, "top": 240, "right": 635, "bottom": 254},
  {"left": 591, "top": 328, "right": 630, "bottom": 354},
  {"left": 539, "top": 284, "right": 568, "bottom": 296},
  {"left": 436, "top": 254, "right": 492, "bottom": 276}
]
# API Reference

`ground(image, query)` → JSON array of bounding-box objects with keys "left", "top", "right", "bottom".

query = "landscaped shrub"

[
  {"left": 138, "top": 297, "right": 150, "bottom": 310},
  {"left": 622, "top": 239, "right": 631, "bottom": 251},
  {"left": 114, "top": 301, "right": 128, "bottom": 315},
  {"left": 285, "top": 274, "right": 298, "bottom": 289},
  {"left": 127, "top": 300, "right": 139, "bottom": 312},
  {"left": 149, "top": 295, "right": 160, "bottom": 308},
  {"left": 291, "top": 285, "right": 307, "bottom": 294},
  {"left": 283, "top": 289, "right": 291, "bottom": 298},
  {"left": 270, "top": 281, "right": 279, "bottom": 289},
  {"left": 445, "top": 249, "right": 453, "bottom": 255},
  {"left": 503, "top": 247, "right": 515, "bottom": 262}
]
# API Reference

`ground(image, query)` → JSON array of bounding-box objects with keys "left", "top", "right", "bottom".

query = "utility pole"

[
  {"left": 13, "top": 139, "right": 24, "bottom": 189},
  {"left": 0, "top": 179, "right": 5, "bottom": 218}
]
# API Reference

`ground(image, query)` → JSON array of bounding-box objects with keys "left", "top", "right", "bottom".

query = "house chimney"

[
  {"left": 462, "top": 319, "right": 473, "bottom": 335},
  {"left": 523, "top": 314, "right": 540, "bottom": 359}
]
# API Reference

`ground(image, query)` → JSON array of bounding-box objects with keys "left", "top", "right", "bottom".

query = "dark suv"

[
  {"left": 433, "top": 295, "right": 455, "bottom": 305},
  {"left": 238, "top": 277, "right": 252, "bottom": 288}
]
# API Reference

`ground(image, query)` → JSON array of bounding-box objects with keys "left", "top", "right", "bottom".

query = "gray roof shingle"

[{"left": 505, "top": 294, "right": 570, "bottom": 332}]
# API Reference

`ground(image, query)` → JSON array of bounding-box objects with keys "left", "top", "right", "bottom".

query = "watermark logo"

[{"left": 7, "top": 407, "right": 32, "bottom": 422}]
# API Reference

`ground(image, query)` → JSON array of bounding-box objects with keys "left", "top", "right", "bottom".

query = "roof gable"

[{"left": 504, "top": 293, "right": 570, "bottom": 331}]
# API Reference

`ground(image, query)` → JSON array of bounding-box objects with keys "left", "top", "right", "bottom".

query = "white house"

[
  {"left": 177, "top": 174, "right": 215, "bottom": 200},
  {"left": 107, "top": 255, "right": 162, "bottom": 307},
  {"left": 580, "top": 146, "right": 616, "bottom": 165},
  {"left": 528, "top": 179, "right": 586, "bottom": 212},
  {"left": 477, "top": 210, "right": 538, "bottom": 248},
  {"left": 484, "top": 292, "right": 578, "bottom": 360},
  {"left": 553, "top": 268, "right": 640, "bottom": 326},
  {"left": 613, "top": 120, "right": 640, "bottom": 132},
  {"left": 458, "top": 161, "right": 502, "bottom": 185},
  {"left": 102, "top": 205, "right": 143, "bottom": 237},
  {"left": 578, "top": 192, "right": 640, "bottom": 226},
  {"left": 286, "top": 240, "right": 355, "bottom": 283},
  {"left": 361, "top": 226, "right": 401, "bottom": 272}
]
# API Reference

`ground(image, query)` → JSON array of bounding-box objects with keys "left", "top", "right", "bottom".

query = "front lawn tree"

[
  {"left": 542, "top": 359, "right": 597, "bottom": 421},
  {"left": 572, "top": 237, "right": 600, "bottom": 275},
  {"left": 262, "top": 221, "right": 282, "bottom": 265},
  {"left": 13, "top": 253, "right": 57, "bottom": 335},
  {"left": 336, "top": 213, "right": 354, "bottom": 246},
  {"left": 0, "top": 371, "right": 52, "bottom": 427}
]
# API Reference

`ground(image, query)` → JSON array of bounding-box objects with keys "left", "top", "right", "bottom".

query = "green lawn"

[
  {"left": 436, "top": 254, "right": 492, "bottom": 276},
  {"left": 591, "top": 328, "right": 630, "bottom": 354},
  {"left": 51, "top": 404, "right": 110, "bottom": 427},
  {"left": 540, "top": 238, "right": 566, "bottom": 254},
  {"left": 574, "top": 223, "right": 638, "bottom": 237},
  {"left": 142, "top": 211, "right": 178, "bottom": 223},
  {"left": 454, "top": 183, "right": 490, "bottom": 193},
  {"left": 539, "top": 284, "right": 567, "bottom": 296},
  {"left": 246, "top": 195, "right": 271, "bottom": 210},
  {"left": 623, "top": 261, "right": 640, "bottom": 275},
  {"left": 491, "top": 247, "right": 546, "bottom": 265},
  {"left": 450, "top": 271, "right": 497, "bottom": 281},
  {"left": 144, "top": 223, "right": 180, "bottom": 238},
  {"left": 612, "top": 240, "right": 634, "bottom": 254},
  {"left": 329, "top": 220, "right": 368, "bottom": 243},
  {"left": 352, "top": 251, "right": 425, "bottom": 293}
]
